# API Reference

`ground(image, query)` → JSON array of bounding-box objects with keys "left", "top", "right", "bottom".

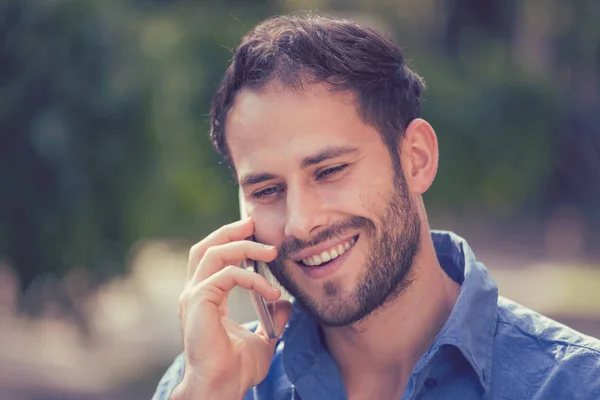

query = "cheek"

[
  {"left": 320, "top": 172, "right": 388, "bottom": 218},
  {"left": 318, "top": 174, "right": 365, "bottom": 211},
  {"left": 252, "top": 205, "right": 287, "bottom": 246}
]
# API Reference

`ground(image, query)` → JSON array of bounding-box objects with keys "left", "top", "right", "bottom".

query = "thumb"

[
  {"left": 272, "top": 299, "right": 293, "bottom": 337},
  {"left": 255, "top": 299, "right": 293, "bottom": 342}
]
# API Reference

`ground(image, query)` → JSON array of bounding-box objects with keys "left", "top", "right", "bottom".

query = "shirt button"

[{"left": 424, "top": 378, "right": 437, "bottom": 389}]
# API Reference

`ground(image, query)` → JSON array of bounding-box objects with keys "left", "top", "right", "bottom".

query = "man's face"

[{"left": 226, "top": 82, "right": 421, "bottom": 327}]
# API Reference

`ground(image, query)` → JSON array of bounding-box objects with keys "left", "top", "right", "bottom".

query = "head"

[{"left": 210, "top": 14, "right": 438, "bottom": 327}]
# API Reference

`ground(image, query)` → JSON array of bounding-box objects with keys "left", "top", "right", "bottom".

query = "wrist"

[{"left": 170, "top": 372, "right": 243, "bottom": 400}]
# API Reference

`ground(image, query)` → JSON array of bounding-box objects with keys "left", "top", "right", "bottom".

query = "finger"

[
  {"left": 196, "top": 266, "right": 281, "bottom": 309},
  {"left": 192, "top": 240, "right": 277, "bottom": 284},
  {"left": 219, "top": 294, "right": 229, "bottom": 317},
  {"left": 187, "top": 217, "right": 255, "bottom": 280}
]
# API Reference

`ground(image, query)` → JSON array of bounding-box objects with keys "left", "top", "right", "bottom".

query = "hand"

[{"left": 172, "top": 217, "right": 293, "bottom": 400}]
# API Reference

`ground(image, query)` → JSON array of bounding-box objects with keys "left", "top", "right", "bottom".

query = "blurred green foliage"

[{"left": 0, "top": 0, "right": 598, "bottom": 295}]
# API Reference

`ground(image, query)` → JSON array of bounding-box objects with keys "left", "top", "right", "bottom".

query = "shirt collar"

[
  {"left": 426, "top": 230, "right": 498, "bottom": 393},
  {"left": 280, "top": 230, "right": 498, "bottom": 393}
]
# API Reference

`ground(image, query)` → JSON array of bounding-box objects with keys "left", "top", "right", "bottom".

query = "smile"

[{"left": 300, "top": 236, "right": 357, "bottom": 267}]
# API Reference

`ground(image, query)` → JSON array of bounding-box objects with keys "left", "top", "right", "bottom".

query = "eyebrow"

[
  {"left": 300, "top": 145, "right": 360, "bottom": 168},
  {"left": 239, "top": 145, "right": 360, "bottom": 187},
  {"left": 239, "top": 172, "right": 278, "bottom": 187}
]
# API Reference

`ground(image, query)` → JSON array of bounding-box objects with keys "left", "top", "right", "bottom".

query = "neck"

[{"left": 321, "top": 237, "right": 460, "bottom": 399}]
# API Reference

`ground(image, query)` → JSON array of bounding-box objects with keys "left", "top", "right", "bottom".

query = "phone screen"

[{"left": 238, "top": 188, "right": 279, "bottom": 339}]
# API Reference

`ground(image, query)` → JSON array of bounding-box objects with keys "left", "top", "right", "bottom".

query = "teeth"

[
  {"left": 301, "top": 237, "right": 357, "bottom": 267},
  {"left": 312, "top": 254, "right": 322, "bottom": 266}
]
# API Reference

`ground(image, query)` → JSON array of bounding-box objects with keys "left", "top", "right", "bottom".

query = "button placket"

[
  {"left": 424, "top": 378, "right": 437, "bottom": 389},
  {"left": 414, "top": 377, "right": 439, "bottom": 400}
]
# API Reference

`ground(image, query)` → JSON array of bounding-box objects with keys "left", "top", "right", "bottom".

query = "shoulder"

[
  {"left": 496, "top": 296, "right": 600, "bottom": 353},
  {"left": 151, "top": 352, "right": 186, "bottom": 400},
  {"left": 490, "top": 297, "right": 600, "bottom": 399}
]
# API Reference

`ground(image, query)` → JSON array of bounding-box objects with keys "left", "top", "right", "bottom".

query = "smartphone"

[{"left": 238, "top": 188, "right": 279, "bottom": 339}]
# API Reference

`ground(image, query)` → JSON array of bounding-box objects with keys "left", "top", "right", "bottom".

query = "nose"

[{"left": 284, "top": 186, "right": 328, "bottom": 240}]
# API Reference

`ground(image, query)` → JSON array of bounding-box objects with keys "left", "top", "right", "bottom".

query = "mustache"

[{"left": 276, "top": 216, "right": 376, "bottom": 260}]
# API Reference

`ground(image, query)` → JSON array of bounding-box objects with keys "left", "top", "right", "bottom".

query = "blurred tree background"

[{"left": 1, "top": 0, "right": 599, "bottom": 307}]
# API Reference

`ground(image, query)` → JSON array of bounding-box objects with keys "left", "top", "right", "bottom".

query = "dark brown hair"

[{"left": 209, "top": 13, "right": 425, "bottom": 172}]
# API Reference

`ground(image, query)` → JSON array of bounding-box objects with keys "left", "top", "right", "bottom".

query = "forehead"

[{"left": 225, "top": 82, "right": 382, "bottom": 177}]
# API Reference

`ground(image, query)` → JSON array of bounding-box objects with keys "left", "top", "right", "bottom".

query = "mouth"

[{"left": 296, "top": 235, "right": 359, "bottom": 268}]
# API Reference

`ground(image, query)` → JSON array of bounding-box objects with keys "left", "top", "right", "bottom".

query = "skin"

[
  {"left": 222, "top": 81, "right": 461, "bottom": 399},
  {"left": 231, "top": 81, "right": 421, "bottom": 328}
]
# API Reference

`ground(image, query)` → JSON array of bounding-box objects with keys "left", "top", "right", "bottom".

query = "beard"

[{"left": 267, "top": 171, "right": 421, "bottom": 327}]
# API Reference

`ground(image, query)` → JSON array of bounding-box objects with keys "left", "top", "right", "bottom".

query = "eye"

[
  {"left": 252, "top": 185, "right": 284, "bottom": 199},
  {"left": 316, "top": 164, "right": 348, "bottom": 180}
]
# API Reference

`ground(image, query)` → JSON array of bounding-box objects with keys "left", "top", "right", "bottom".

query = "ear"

[{"left": 399, "top": 118, "right": 439, "bottom": 194}]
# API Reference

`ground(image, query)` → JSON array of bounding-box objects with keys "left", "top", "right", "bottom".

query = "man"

[{"left": 152, "top": 14, "right": 600, "bottom": 400}]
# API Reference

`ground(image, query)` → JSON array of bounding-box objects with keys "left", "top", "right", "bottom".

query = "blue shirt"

[{"left": 152, "top": 231, "right": 600, "bottom": 399}]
